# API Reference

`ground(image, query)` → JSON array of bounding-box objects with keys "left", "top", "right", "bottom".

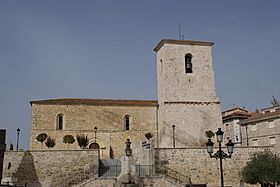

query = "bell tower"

[{"left": 154, "top": 39, "right": 222, "bottom": 147}]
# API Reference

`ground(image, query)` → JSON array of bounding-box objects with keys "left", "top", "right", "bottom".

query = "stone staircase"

[{"left": 72, "top": 151, "right": 190, "bottom": 187}]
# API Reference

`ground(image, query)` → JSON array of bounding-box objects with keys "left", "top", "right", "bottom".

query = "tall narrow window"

[
  {"left": 185, "top": 54, "right": 193, "bottom": 74},
  {"left": 57, "top": 114, "right": 63, "bottom": 130},
  {"left": 124, "top": 115, "right": 130, "bottom": 131}
]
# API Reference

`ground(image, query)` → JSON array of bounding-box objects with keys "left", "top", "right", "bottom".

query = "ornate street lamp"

[
  {"left": 125, "top": 139, "right": 132, "bottom": 157},
  {"left": 16, "top": 128, "right": 20, "bottom": 151},
  {"left": 172, "top": 125, "right": 176, "bottom": 148},
  {"left": 123, "top": 139, "right": 135, "bottom": 185},
  {"left": 94, "top": 126, "right": 97, "bottom": 143},
  {"left": 205, "top": 128, "right": 234, "bottom": 187}
]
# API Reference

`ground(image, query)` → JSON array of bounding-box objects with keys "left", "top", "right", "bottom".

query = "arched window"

[
  {"left": 124, "top": 115, "right": 131, "bottom": 131},
  {"left": 185, "top": 53, "right": 193, "bottom": 74},
  {"left": 89, "top": 143, "right": 100, "bottom": 149},
  {"left": 56, "top": 114, "right": 63, "bottom": 130}
]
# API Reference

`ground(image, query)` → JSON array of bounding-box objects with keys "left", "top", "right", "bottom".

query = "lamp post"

[
  {"left": 94, "top": 126, "right": 97, "bottom": 143},
  {"left": 172, "top": 125, "right": 175, "bottom": 148},
  {"left": 125, "top": 139, "right": 132, "bottom": 157},
  {"left": 205, "top": 128, "right": 234, "bottom": 187},
  {"left": 16, "top": 128, "right": 20, "bottom": 151},
  {"left": 124, "top": 139, "right": 135, "bottom": 185}
]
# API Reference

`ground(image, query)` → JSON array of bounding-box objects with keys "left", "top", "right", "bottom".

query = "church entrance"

[{"left": 89, "top": 142, "right": 100, "bottom": 149}]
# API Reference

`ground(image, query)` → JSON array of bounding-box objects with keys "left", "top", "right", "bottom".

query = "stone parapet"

[
  {"left": 155, "top": 146, "right": 275, "bottom": 187},
  {"left": 1, "top": 150, "right": 99, "bottom": 187}
]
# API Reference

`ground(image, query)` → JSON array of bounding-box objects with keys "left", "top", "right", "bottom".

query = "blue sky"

[{"left": 1, "top": 1, "right": 280, "bottom": 149}]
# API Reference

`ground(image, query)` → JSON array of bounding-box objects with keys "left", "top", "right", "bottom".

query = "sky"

[{"left": 0, "top": 1, "right": 280, "bottom": 149}]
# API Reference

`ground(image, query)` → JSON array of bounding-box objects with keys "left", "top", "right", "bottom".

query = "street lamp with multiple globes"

[{"left": 205, "top": 128, "right": 234, "bottom": 187}]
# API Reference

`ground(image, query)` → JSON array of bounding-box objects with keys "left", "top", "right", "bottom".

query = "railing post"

[{"left": 115, "top": 164, "right": 118, "bottom": 178}]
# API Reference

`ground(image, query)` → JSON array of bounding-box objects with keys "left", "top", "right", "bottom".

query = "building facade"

[
  {"left": 29, "top": 39, "right": 223, "bottom": 157},
  {"left": 30, "top": 99, "right": 157, "bottom": 158},
  {"left": 239, "top": 108, "right": 280, "bottom": 149},
  {"left": 222, "top": 107, "right": 250, "bottom": 145}
]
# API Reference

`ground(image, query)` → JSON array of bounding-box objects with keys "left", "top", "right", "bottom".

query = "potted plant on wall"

[
  {"left": 76, "top": 134, "right": 89, "bottom": 149},
  {"left": 63, "top": 135, "right": 75, "bottom": 149},
  {"left": 36, "top": 133, "right": 48, "bottom": 149},
  {"left": 205, "top": 130, "right": 215, "bottom": 139},
  {"left": 145, "top": 132, "right": 153, "bottom": 140},
  {"left": 45, "top": 136, "right": 56, "bottom": 149}
]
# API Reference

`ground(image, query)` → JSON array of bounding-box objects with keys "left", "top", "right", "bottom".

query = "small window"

[
  {"left": 269, "top": 137, "right": 276, "bottom": 145},
  {"left": 124, "top": 115, "right": 131, "bottom": 131},
  {"left": 185, "top": 54, "right": 193, "bottom": 74},
  {"left": 251, "top": 139, "right": 259, "bottom": 146},
  {"left": 56, "top": 114, "right": 63, "bottom": 130},
  {"left": 268, "top": 120, "right": 274, "bottom": 128},
  {"left": 236, "top": 135, "right": 239, "bottom": 142},
  {"left": 225, "top": 124, "right": 229, "bottom": 131},
  {"left": 250, "top": 124, "right": 257, "bottom": 131}
]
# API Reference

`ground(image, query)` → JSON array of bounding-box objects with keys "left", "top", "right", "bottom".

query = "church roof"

[
  {"left": 30, "top": 98, "right": 158, "bottom": 107},
  {"left": 154, "top": 39, "right": 214, "bottom": 52}
]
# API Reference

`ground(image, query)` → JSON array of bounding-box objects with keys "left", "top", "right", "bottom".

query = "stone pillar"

[{"left": 0, "top": 129, "right": 6, "bottom": 182}]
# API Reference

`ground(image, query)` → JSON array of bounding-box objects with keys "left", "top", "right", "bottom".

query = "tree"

[
  {"left": 45, "top": 136, "right": 56, "bottom": 149},
  {"left": 76, "top": 134, "right": 89, "bottom": 149},
  {"left": 36, "top": 133, "right": 48, "bottom": 149},
  {"left": 242, "top": 150, "right": 280, "bottom": 187},
  {"left": 109, "top": 146, "right": 114, "bottom": 159},
  {"left": 205, "top": 130, "right": 215, "bottom": 139},
  {"left": 63, "top": 135, "right": 75, "bottom": 149},
  {"left": 270, "top": 96, "right": 280, "bottom": 107}
]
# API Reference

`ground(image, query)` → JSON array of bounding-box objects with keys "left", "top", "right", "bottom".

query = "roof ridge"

[{"left": 30, "top": 98, "right": 158, "bottom": 107}]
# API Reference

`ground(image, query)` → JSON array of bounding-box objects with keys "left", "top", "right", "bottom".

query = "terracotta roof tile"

[
  {"left": 30, "top": 98, "right": 158, "bottom": 107},
  {"left": 239, "top": 111, "right": 280, "bottom": 125},
  {"left": 222, "top": 111, "right": 250, "bottom": 122}
]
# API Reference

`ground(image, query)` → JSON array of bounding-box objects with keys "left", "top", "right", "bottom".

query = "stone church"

[
  {"left": 30, "top": 39, "right": 222, "bottom": 158},
  {"left": 5, "top": 39, "right": 270, "bottom": 187}
]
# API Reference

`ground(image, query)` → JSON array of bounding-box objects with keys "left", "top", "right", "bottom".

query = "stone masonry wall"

[
  {"left": 156, "top": 42, "right": 222, "bottom": 148},
  {"left": 30, "top": 104, "right": 157, "bottom": 158},
  {"left": 156, "top": 146, "right": 275, "bottom": 187},
  {"left": 2, "top": 150, "right": 99, "bottom": 187},
  {"left": 159, "top": 103, "right": 222, "bottom": 147},
  {"left": 156, "top": 43, "right": 218, "bottom": 102},
  {"left": 241, "top": 118, "right": 280, "bottom": 150}
]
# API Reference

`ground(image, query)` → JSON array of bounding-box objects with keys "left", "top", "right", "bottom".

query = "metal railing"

[
  {"left": 136, "top": 164, "right": 157, "bottom": 177},
  {"left": 160, "top": 166, "right": 190, "bottom": 185},
  {"left": 99, "top": 164, "right": 122, "bottom": 178},
  {"left": 97, "top": 163, "right": 190, "bottom": 186}
]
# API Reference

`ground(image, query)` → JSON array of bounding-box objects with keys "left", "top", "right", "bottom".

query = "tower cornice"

[{"left": 154, "top": 39, "right": 214, "bottom": 52}]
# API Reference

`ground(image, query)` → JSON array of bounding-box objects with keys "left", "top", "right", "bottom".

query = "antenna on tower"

[{"left": 179, "top": 22, "right": 181, "bottom": 40}]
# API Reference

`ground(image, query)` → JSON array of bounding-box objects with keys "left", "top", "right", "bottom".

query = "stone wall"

[
  {"left": 2, "top": 150, "right": 99, "bottom": 187},
  {"left": 156, "top": 146, "right": 275, "bottom": 187},
  {"left": 30, "top": 103, "right": 157, "bottom": 158},
  {"left": 74, "top": 178, "right": 116, "bottom": 187},
  {"left": 158, "top": 103, "right": 222, "bottom": 147}
]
